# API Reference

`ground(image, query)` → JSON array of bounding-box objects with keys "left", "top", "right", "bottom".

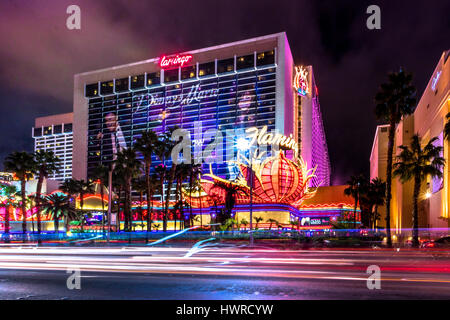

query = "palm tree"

[
  {"left": 254, "top": 216, "right": 263, "bottom": 230},
  {"left": 267, "top": 218, "right": 278, "bottom": 231},
  {"left": 174, "top": 163, "right": 190, "bottom": 229},
  {"left": 240, "top": 218, "right": 249, "bottom": 231},
  {"left": 92, "top": 164, "right": 109, "bottom": 231},
  {"left": 344, "top": 174, "right": 367, "bottom": 230},
  {"left": 132, "top": 178, "right": 147, "bottom": 230},
  {"left": 41, "top": 194, "right": 76, "bottom": 233},
  {"left": 393, "top": 134, "right": 445, "bottom": 247},
  {"left": 154, "top": 134, "right": 173, "bottom": 232},
  {"left": 4, "top": 151, "right": 36, "bottom": 235},
  {"left": 162, "top": 127, "right": 181, "bottom": 232},
  {"left": 0, "top": 184, "right": 18, "bottom": 238},
  {"left": 187, "top": 164, "right": 202, "bottom": 227},
  {"left": 367, "top": 178, "right": 386, "bottom": 230},
  {"left": 114, "top": 148, "right": 141, "bottom": 231},
  {"left": 375, "top": 68, "right": 416, "bottom": 247},
  {"left": 34, "top": 150, "right": 60, "bottom": 236},
  {"left": 60, "top": 178, "right": 80, "bottom": 206},
  {"left": 135, "top": 129, "right": 158, "bottom": 229}
]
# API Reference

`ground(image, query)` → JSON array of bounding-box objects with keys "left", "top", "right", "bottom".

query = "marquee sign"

[
  {"left": 293, "top": 66, "right": 309, "bottom": 96},
  {"left": 246, "top": 126, "right": 299, "bottom": 156},
  {"left": 159, "top": 54, "right": 193, "bottom": 69}
]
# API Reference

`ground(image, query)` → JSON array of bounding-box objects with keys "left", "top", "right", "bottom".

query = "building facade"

[
  {"left": 32, "top": 113, "right": 73, "bottom": 181},
  {"left": 370, "top": 50, "right": 450, "bottom": 233},
  {"left": 73, "top": 33, "right": 330, "bottom": 187}
]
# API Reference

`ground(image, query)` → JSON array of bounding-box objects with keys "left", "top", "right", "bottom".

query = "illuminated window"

[
  {"left": 131, "top": 74, "right": 145, "bottom": 89},
  {"left": 217, "top": 58, "right": 234, "bottom": 74},
  {"left": 181, "top": 65, "right": 196, "bottom": 80},
  {"left": 85, "top": 83, "right": 99, "bottom": 97},
  {"left": 257, "top": 50, "right": 275, "bottom": 67},
  {"left": 198, "top": 61, "right": 215, "bottom": 77},
  {"left": 236, "top": 54, "right": 254, "bottom": 70},
  {"left": 146, "top": 72, "right": 161, "bottom": 87},
  {"left": 43, "top": 126, "right": 52, "bottom": 135},
  {"left": 115, "top": 77, "right": 129, "bottom": 92},
  {"left": 100, "top": 81, "right": 114, "bottom": 95}
]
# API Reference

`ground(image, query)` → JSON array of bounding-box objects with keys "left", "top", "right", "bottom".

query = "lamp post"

[{"left": 237, "top": 138, "right": 254, "bottom": 246}]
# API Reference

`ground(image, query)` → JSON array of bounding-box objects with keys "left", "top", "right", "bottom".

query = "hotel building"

[
  {"left": 69, "top": 33, "right": 337, "bottom": 230},
  {"left": 32, "top": 113, "right": 74, "bottom": 181},
  {"left": 73, "top": 32, "right": 330, "bottom": 186},
  {"left": 370, "top": 50, "right": 450, "bottom": 234}
]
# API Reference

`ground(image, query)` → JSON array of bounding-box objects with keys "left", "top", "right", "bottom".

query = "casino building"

[
  {"left": 370, "top": 49, "right": 450, "bottom": 234},
  {"left": 71, "top": 33, "right": 335, "bottom": 230}
]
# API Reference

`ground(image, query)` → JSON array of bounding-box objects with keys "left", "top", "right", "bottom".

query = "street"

[{"left": 0, "top": 244, "right": 449, "bottom": 299}]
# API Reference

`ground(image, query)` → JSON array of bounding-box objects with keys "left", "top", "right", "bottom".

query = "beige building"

[{"left": 370, "top": 50, "right": 450, "bottom": 233}]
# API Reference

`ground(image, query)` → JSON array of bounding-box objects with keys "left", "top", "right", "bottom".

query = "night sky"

[{"left": 0, "top": 0, "right": 449, "bottom": 184}]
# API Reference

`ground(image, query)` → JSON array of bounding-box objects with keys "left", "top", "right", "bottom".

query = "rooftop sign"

[{"left": 159, "top": 54, "right": 193, "bottom": 69}]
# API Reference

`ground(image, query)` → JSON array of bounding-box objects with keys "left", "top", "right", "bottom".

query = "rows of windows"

[
  {"left": 85, "top": 50, "right": 275, "bottom": 97},
  {"left": 33, "top": 123, "right": 72, "bottom": 137},
  {"left": 34, "top": 134, "right": 73, "bottom": 181},
  {"left": 86, "top": 67, "right": 277, "bottom": 180}
]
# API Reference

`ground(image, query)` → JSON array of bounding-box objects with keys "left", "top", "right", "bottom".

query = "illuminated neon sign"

[
  {"left": 431, "top": 70, "right": 441, "bottom": 91},
  {"left": 293, "top": 66, "right": 309, "bottom": 96},
  {"left": 245, "top": 126, "right": 299, "bottom": 156},
  {"left": 159, "top": 54, "right": 193, "bottom": 69}
]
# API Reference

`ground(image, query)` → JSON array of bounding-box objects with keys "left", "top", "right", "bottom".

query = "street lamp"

[{"left": 236, "top": 137, "right": 254, "bottom": 246}]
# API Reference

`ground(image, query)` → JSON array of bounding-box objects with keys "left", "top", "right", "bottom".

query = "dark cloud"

[{"left": 0, "top": 0, "right": 449, "bottom": 184}]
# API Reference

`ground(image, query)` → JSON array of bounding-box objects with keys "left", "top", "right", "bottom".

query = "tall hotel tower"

[{"left": 72, "top": 33, "right": 330, "bottom": 187}]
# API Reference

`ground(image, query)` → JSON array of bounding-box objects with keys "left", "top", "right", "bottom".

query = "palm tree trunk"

[
  {"left": 385, "top": 121, "right": 395, "bottom": 247},
  {"left": 54, "top": 215, "right": 59, "bottom": 234},
  {"left": 36, "top": 174, "right": 44, "bottom": 237},
  {"left": 412, "top": 176, "right": 421, "bottom": 248},
  {"left": 100, "top": 180, "right": 105, "bottom": 233},
  {"left": 374, "top": 205, "right": 378, "bottom": 230},
  {"left": 145, "top": 161, "right": 151, "bottom": 239},
  {"left": 353, "top": 194, "right": 358, "bottom": 230},
  {"left": 80, "top": 191, "right": 85, "bottom": 232},
  {"left": 164, "top": 167, "right": 176, "bottom": 232},
  {"left": 21, "top": 179, "right": 27, "bottom": 238}
]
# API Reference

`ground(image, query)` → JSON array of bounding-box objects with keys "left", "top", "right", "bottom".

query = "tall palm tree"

[
  {"left": 375, "top": 68, "right": 416, "bottom": 247},
  {"left": 34, "top": 150, "right": 60, "bottom": 236},
  {"left": 0, "top": 184, "right": 18, "bottom": 237},
  {"left": 132, "top": 178, "right": 147, "bottom": 230},
  {"left": 267, "top": 218, "right": 278, "bottom": 231},
  {"left": 254, "top": 216, "right": 263, "bottom": 230},
  {"left": 4, "top": 151, "right": 36, "bottom": 235},
  {"left": 114, "top": 148, "right": 141, "bottom": 231},
  {"left": 154, "top": 134, "right": 172, "bottom": 232},
  {"left": 367, "top": 178, "right": 386, "bottom": 230},
  {"left": 393, "top": 134, "right": 445, "bottom": 247},
  {"left": 174, "top": 163, "right": 190, "bottom": 229},
  {"left": 60, "top": 178, "right": 80, "bottom": 206},
  {"left": 41, "top": 194, "right": 76, "bottom": 233},
  {"left": 162, "top": 127, "right": 180, "bottom": 232},
  {"left": 344, "top": 174, "right": 367, "bottom": 229},
  {"left": 135, "top": 129, "right": 158, "bottom": 227},
  {"left": 92, "top": 164, "right": 109, "bottom": 231},
  {"left": 187, "top": 164, "right": 202, "bottom": 227}
]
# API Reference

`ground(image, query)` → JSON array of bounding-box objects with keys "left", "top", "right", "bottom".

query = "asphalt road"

[{"left": 0, "top": 244, "right": 449, "bottom": 299}]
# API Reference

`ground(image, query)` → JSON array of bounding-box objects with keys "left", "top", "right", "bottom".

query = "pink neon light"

[{"left": 159, "top": 54, "right": 193, "bottom": 68}]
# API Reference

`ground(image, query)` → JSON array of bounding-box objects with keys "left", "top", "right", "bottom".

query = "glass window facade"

[{"left": 85, "top": 54, "right": 276, "bottom": 181}]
